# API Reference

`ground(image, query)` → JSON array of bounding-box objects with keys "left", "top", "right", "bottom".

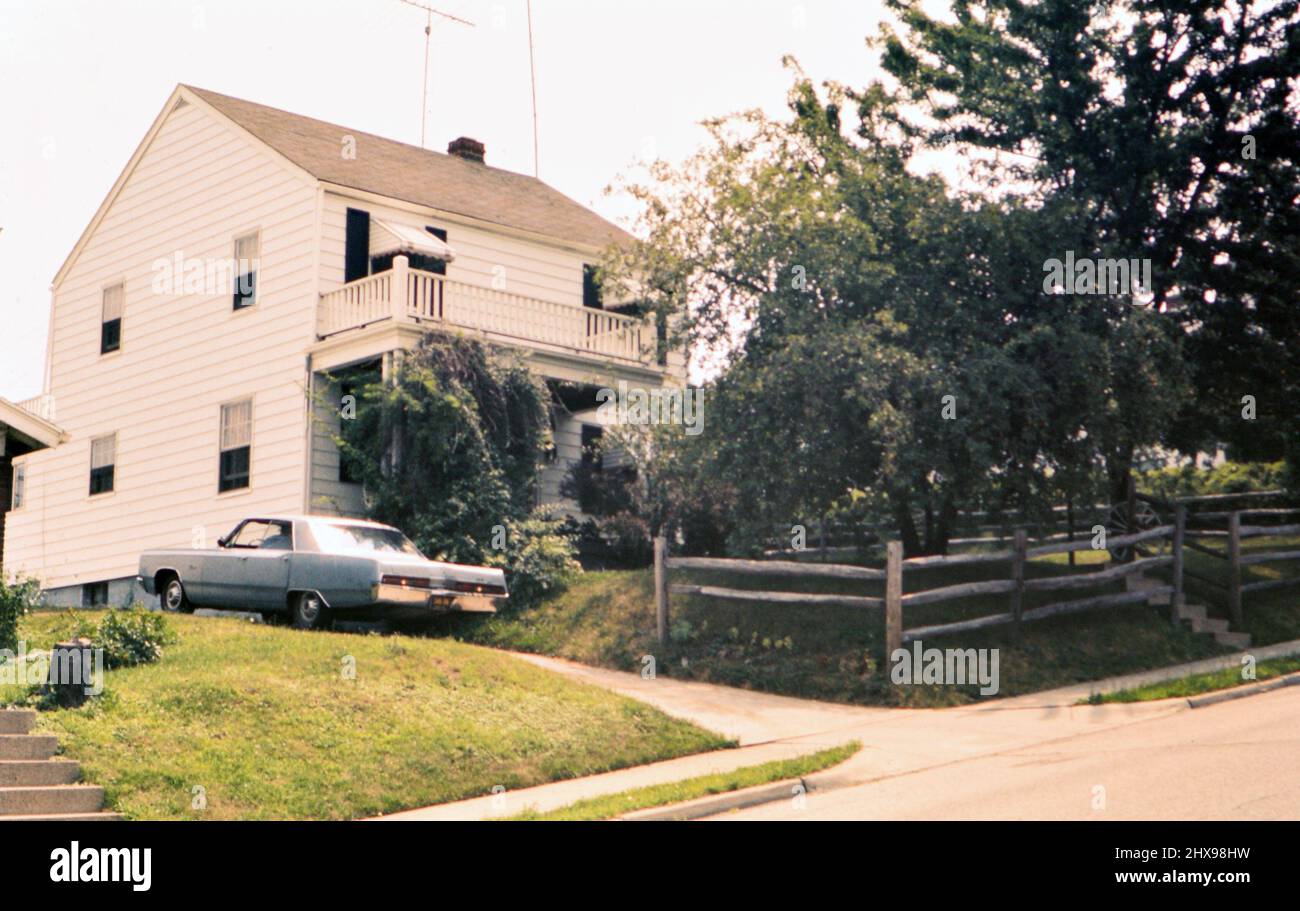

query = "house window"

[
  {"left": 11, "top": 463, "right": 25, "bottom": 510},
  {"left": 219, "top": 399, "right": 252, "bottom": 492},
  {"left": 233, "top": 231, "right": 260, "bottom": 310},
  {"left": 583, "top": 264, "right": 603, "bottom": 310},
  {"left": 581, "top": 424, "right": 604, "bottom": 472},
  {"left": 101, "top": 284, "right": 123, "bottom": 354},
  {"left": 338, "top": 381, "right": 359, "bottom": 483},
  {"left": 345, "top": 208, "right": 371, "bottom": 282},
  {"left": 82, "top": 582, "right": 109, "bottom": 607},
  {"left": 89, "top": 434, "right": 116, "bottom": 495}
]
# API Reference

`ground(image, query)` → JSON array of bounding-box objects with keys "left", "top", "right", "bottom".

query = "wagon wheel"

[{"left": 1105, "top": 500, "right": 1166, "bottom": 562}]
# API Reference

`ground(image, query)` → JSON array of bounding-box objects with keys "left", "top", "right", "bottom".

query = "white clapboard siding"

[
  {"left": 3, "top": 98, "right": 320, "bottom": 590},
  {"left": 308, "top": 374, "right": 366, "bottom": 518}
]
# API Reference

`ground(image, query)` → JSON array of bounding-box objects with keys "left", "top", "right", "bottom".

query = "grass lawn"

[
  {"left": 439, "top": 538, "right": 1300, "bottom": 708},
  {"left": 1087, "top": 656, "right": 1300, "bottom": 704},
  {"left": 509, "top": 741, "right": 860, "bottom": 821},
  {"left": 0, "top": 611, "right": 731, "bottom": 820}
]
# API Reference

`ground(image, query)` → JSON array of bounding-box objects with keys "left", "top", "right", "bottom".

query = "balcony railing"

[
  {"left": 14, "top": 393, "right": 56, "bottom": 423},
  {"left": 317, "top": 257, "right": 657, "bottom": 366}
]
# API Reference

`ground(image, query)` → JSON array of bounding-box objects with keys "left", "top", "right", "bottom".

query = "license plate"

[{"left": 429, "top": 594, "right": 456, "bottom": 609}]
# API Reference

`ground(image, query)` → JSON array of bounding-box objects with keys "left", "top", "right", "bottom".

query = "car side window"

[
  {"left": 259, "top": 522, "right": 293, "bottom": 551},
  {"left": 229, "top": 521, "right": 271, "bottom": 548}
]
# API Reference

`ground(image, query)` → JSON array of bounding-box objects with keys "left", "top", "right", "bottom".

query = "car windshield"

[{"left": 310, "top": 522, "right": 425, "bottom": 557}]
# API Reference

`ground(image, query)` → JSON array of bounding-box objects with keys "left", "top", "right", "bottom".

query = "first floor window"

[
  {"left": 219, "top": 399, "right": 252, "bottom": 492},
  {"left": 233, "top": 231, "right": 260, "bottom": 309},
  {"left": 581, "top": 424, "right": 604, "bottom": 472},
  {"left": 11, "top": 463, "right": 25, "bottom": 509},
  {"left": 101, "top": 283, "right": 123, "bottom": 354},
  {"left": 89, "top": 434, "right": 116, "bottom": 495}
]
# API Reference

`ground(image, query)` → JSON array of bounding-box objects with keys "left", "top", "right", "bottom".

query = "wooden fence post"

[
  {"left": 1066, "top": 498, "right": 1076, "bottom": 568},
  {"left": 1171, "top": 502, "right": 1186, "bottom": 624},
  {"left": 654, "top": 536, "right": 669, "bottom": 646},
  {"left": 1125, "top": 472, "right": 1138, "bottom": 563},
  {"left": 1228, "top": 511, "right": 1243, "bottom": 628},
  {"left": 884, "top": 541, "right": 903, "bottom": 660},
  {"left": 1011, "top": 528, "right": 1027, "bottom": 626}
]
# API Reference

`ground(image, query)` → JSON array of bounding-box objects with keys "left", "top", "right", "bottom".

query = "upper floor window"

[
  {"left": 101, "top": 283, "right": 123, "bottom": 354},
  {"left": 89, "top": 434, "right": 116, "bottom": 496},
  {"left": 233, "top": 232, "right": 260, "bottom": 310},
  {"left": 11, "top": 463, "right": 25, "bottom": 510},
  {"left": 583, "top": 264, "right": 603, "bottom": 310},
  {"left": 219, "top": 399, "right": 252, "bottom": 492}
]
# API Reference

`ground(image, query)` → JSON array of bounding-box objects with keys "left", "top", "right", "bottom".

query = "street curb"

[
  {"left": 621, "top": 776, "right": 811, "bottom": 821},
  {"left": 1186, "top": 670, "right": 1300, "bottom": 709}
]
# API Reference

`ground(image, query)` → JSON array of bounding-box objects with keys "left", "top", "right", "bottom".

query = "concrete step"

[
  {"left": 0, "top": 811, "right": 123, "bottom": 822},
  {"left": 1175, "top": 603, "right": 1207, "bottom": 622},
  {"left": 1190, "top": 617, "right": 1230, "bottom": 635},
  {"left": 0, "top": 785, "right": 105, "bottom": 816},
  {"left": 0, "top": 760, "right": 82, "bottom": 787},
  {"left": 0, "top": 735, "right": 57, "bottom": 761},
  {"left": 1215, "top": 631, "right": 1253, "bottom": 650},
  {"left": 0, "top": 711, "right": 36, "bottom": 735}
]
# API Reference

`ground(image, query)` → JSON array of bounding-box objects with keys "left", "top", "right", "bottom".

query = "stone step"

[
  {"left": 1215, "top": 631, "right": 1253, "bottom": 650},
  {"left": 0, "top": 735, "right": 57, "bottom": 761},
  {"left": 0, "top": 785, "right": 105, "bottom": 816},
  {"left": 0, "top": 811, "right": 123, "bottom": 822},
  {"left": 1190, "top": 617, "right": 1230, "bottom": 635},
  {"left": 0, "top": 711, "right": 36, "bottom": 735},
  {"left": 0, "top": 760, "right": 82, "bottom": 787},
  {"left": 1175, "top": 603, "right": 1207, "bottom": 622}
]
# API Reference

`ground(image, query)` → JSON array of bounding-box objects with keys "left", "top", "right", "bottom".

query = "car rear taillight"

[
  {"left": 453, "top": 581, "right": 507, "bottom": 596},
  {"left": 381, "top": 575, "right": 433, "bottom": 589}
]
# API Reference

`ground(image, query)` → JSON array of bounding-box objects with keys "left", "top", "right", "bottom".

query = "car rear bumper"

[{"left": 372, "top": 583, "right": 505, "bottom": 615}]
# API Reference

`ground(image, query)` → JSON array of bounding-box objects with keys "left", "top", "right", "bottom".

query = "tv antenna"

[
  {"left": 526, "top": 0, "right": 540, "bottom": 177},
  {"left": 398, "top": 0, "right": 475, "bottom": 149}
]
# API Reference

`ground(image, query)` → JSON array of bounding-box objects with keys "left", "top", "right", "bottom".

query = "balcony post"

[{"left": 391, "top": 254, "right": 410, "bottom": 324}]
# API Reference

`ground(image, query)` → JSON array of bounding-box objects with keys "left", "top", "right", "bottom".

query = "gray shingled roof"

[{"left": 185, "top": 86, "right": 631, "bottom": 250}]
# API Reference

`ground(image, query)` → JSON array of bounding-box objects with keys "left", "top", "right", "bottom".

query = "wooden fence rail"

[{"left": 654, "top": 498, "right": 1300, "bottom": 654}]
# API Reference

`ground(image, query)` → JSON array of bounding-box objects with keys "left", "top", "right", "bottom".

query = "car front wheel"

[
  {"left": 291, "top": 591, "right": 330, "bottom": 630},
  {"left": 160, "top": 576, "right": 194, "bottom": 613}
]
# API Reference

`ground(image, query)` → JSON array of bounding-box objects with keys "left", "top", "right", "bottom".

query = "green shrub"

[
  {"left": 95, "top": 607, "right": 177, "bottom": 668},
  {"left": 0, "top": 577, "right": 41, "bottom": 656},
  {"left": 487, "top": 510, "right": 582, "bottom": 609},
  {"left": 1139, "top": 461, "right": 1287, "bottom": 499},
  {"left": 48, "top": 606, "right": 176, "bottom": 669}
]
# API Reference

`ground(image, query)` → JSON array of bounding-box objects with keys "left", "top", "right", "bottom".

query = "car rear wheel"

[
  {"left": 160, "top": 575, "right": 194, "bottom": 614},
  {"left": 291, "top": 591, "right": 330, "bottom": 630}
]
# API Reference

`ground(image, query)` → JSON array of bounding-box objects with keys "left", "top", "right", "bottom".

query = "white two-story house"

[{"left": 0, "top": 85, "right": 682, "bottom": 607}]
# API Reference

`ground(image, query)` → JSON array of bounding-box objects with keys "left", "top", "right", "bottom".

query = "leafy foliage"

[
  {"left": 336, "top": 331, "right": 579, "bottom": 606},
  {"left": 0, "top": 577, "right": 40, "bottom": 656},
  {"left": 48, "top": 606, "right": 177, "bottom": 669}
]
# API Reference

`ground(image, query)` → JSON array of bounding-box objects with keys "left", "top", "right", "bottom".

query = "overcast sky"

[{"left": 0, "top": 0, "right": 915, "bottom": 399}]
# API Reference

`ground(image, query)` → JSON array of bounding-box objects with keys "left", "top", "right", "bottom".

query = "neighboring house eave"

[{"left": 0, "top": 400, "right": 66, "bottom": 450}]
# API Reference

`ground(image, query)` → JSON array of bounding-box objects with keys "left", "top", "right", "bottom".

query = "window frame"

[
  {"left": 100, "top": 283, "right": 124, "bottom": 355},
  {"left": 88, "top": 433, "right": 117, "bottom": 497},
  {"left": 11, "top": 461, "right": 26, "bottom": 510},
  {"left": 218, "top": 398, "right": 254, "bottom": 494},
  {"left": 232, "top": 230, "right": 261, "bottom": 311}
]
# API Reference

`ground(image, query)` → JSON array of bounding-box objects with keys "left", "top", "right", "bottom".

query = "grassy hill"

[{"left": 0, "top": 611, "right": 730, "bottom": 820}]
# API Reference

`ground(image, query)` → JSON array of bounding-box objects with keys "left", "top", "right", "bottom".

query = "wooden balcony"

[{"left": 317, "top": 256, "right": 658, "bottom": 368}]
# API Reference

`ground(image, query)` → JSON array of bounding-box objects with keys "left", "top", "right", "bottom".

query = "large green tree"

[{"left": 877, "top": 0, "right": 1300, "bottom": 488}]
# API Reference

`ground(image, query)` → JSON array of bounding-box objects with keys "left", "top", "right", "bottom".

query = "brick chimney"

[{"left": 447, "top": 137, "right": 485, "bottom": 164}]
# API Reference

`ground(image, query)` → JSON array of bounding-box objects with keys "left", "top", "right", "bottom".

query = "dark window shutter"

[
  {"left": 583, "top": 264, "right": 603, "bottom": 310},
  {"left": 345, "top": 208, "right": 371, "bottom": 282}
]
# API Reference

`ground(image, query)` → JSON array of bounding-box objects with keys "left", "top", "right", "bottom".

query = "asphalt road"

[{"left": 711, "top": 686, "right": 1300, "bottom": 820}]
